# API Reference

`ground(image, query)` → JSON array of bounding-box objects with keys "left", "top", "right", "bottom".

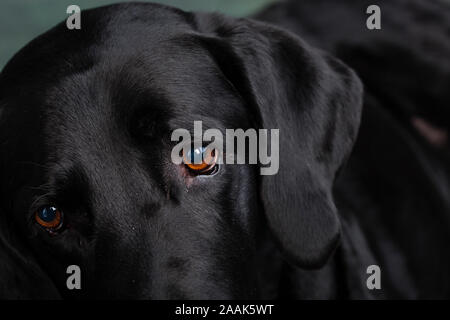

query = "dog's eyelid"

[{"left": 29, "top": 195, "right": 57, "bottom": 215}]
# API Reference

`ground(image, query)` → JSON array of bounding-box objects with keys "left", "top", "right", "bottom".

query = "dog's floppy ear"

[
  {"left": 0, "top": 92, "right": 58, "bottom": 299},
  {"left": 0, "top": 105, "right": 58, "bottom": 298},
  {"left": 193, "top": 14, "right": 363, "bottom": 267},
  {"left": 0, "top": 210, "right": 60, "bottom": 299}
]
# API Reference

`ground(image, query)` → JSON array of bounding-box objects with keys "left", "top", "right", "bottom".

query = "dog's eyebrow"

[
  {"left": 28, "top": 190, "right": 56, "bottom": 213},
  {"left": 26, "top": 161, "right": 92, "bottom": 204}
]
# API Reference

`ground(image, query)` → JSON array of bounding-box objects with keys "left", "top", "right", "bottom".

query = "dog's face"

[{"left": 0, "top": 3, "right": 363, "bottom": 299}]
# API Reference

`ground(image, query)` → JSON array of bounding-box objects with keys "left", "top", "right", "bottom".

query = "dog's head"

[{"left": 0, "top": 3, "right": 362, "bottom": 299}]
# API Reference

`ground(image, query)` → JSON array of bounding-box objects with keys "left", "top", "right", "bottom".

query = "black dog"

[{"left": 0, "top": 0, "right": 448, "bottom": 299}]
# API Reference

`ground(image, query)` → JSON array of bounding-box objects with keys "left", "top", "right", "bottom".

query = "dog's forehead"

[
  {"left": 0, "top": 3, "right": 249, "bottom": 145},
  {"left": 40, "top": 32, "right": 246, "bottom": 135}
]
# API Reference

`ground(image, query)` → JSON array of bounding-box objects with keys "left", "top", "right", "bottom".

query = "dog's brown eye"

[
  {"left": 35, "top": 206, "right": 63, "bottom": 230},
  {"left": 183, "top": 147, "right": 218, "bottom": 174}
]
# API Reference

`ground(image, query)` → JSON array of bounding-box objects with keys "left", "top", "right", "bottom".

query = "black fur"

[{"left": 0, "top": 0, "right": 448, "bottom": 299}]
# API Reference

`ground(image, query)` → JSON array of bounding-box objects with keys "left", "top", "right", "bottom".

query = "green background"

[{"left": 0, "top": 0, "right": 275, "bottom": 70}]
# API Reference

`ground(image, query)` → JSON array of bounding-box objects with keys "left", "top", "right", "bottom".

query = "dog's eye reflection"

[
  {"left": 35, "top": 206, "right": 63, "bottom": 232},
  {"left": 183, "top": 147, "right": 218, "bottom": 175}
]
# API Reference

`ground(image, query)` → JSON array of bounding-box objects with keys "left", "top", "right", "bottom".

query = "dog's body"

[
  {"left": 257, "top": 0, "right": 450, "bottom": 299},
  {"left": 0, "top": 0, "right": 449, "bottom": 299}
]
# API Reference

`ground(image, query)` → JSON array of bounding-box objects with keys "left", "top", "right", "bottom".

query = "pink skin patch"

[{"left": 411, "top": 117, "right": 448, "bottom": 147}]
